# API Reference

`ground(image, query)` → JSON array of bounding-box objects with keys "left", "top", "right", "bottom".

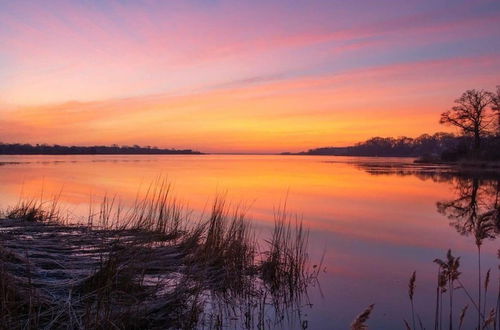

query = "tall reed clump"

[
  {"left": 260, "top": 203, "right": 312, "bottom": 303},
  {"left": 85, "top": 179, "right": 188, "bottom": 240},
  {"left": 0, "top": 182, "right": 321, "bottom": 329},
  {"left": 126, "top": 179, "right": 186, "bottom": 238},
  {"left": 190, "top": 195, "right": 256, "bottom": 294},
  {"left": 6, "top": 195, "right": 62, "bottom": 224}
]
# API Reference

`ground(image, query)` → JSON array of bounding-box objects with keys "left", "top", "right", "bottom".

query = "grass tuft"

[{"left": 0, "top": 182, "right": 321, "bottom": 329}]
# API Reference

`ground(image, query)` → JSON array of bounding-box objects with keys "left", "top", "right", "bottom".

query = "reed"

[
  {"left": 403, "top": 248, "right": 499, "bottom": 330},
  {"left": 0, "top": 183, "right": 320, "bottom": 329},
  {"left": 408, "top": 271, "right": 416, "bottom": 330},
  {"left": 126, "top": 179, "right": 186, "bottom": 237},
  {"left": 484, "top": 268, "right": 491, "bottom": 319},
  {"left": 6, "top": 196, "right": 62, "bottom": 224},
  {"left": 495, "top": 252, "right": 500, "bottom": 330},
  {"left": 350, "top": 304, "right": 374, "bottom": 330},
  {"left": 434, "top": 250, "right": 461, "bottom": 330},
  {"left": 189, "top": 196, "right": 256, "bottom": 294},
  {"left": 260, "top": 203, "right": 311, "bottom": 304},
  {"left": 458, "top": 304, "right": 468, "bottom": 330}
]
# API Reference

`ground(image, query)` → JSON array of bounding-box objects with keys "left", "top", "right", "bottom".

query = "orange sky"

[{"left": 1, "top": 0, "right": 499, "bottom": 153}]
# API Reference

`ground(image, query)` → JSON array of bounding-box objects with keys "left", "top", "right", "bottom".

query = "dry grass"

[
  {"left": 260, "top": 203, "right": 314, "bottom": 304},
  {"left": 398, "top": 249, "right": 500, "bottom": 330},
  {"left": 6, "top": 196, "right": 62, "bottom": 224},
  {"left": 0, "top": 182, "right": 320, "bottom": 329},
  {"left": 190, "top": 197, "right": 256, "bottom": 293},
  {"left": 351, "top": 304, "right": 374, "bottom": 330}
]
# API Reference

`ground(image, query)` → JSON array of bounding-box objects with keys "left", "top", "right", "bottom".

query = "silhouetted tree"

[
  {"left": 439, "top": 89, "right": 494, "bottom": 153},
  {"left": 491, "top": 85, "right": 500, "bottom": 135}
]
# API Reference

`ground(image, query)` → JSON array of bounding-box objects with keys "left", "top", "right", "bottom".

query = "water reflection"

[
  {"left": 435, "top": 175, "right": 499, "bottom": 328},
  {"left": 357, "top": 161, "right": 499, "bottom": 329},
  {"left": 437, "top": 177, "right": 499, "bottom": 246},
  {"left": 356, "top": 160, "right": 499, "bottom": 247},
  {"left": 0, "top": 155, "right": 498, "bottom": 328}
]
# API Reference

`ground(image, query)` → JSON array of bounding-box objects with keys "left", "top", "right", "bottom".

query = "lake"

[{"left": 0, "top": 154, "right": 498, "bottom": 329}]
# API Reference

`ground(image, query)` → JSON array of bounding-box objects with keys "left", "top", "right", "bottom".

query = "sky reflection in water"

[{"left": 0, "top": 155, "right": 498, "bottom": 329}]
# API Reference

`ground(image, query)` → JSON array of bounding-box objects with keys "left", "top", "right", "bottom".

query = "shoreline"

[
  {"left": 413, "top": 159, "right": 500, "bottom": 172},
  {"left": 0, "top": 192, "right": 318, "bottom": 329}
]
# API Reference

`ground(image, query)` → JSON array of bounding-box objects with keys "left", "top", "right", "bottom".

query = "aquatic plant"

[
  {"left": 350, "top": 304, "right": 374, "bottom": 330},
  {"left": 398, "top": 248, "right": 500, "bottom": 330},
  {"left": 0, "top": 183, "right": 321, "bottom": 329},
  {"left": 408, "top": 270, "right": 416, "bottom": 330}
]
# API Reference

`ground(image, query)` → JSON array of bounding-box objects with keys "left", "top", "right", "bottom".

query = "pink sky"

[{"left": 1, "top": 0, "right": 499, "bottom": 153}]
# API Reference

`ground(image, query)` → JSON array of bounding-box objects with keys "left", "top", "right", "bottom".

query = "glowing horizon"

[{"left": 1, "top": 0, "right": 499, "bottom": 153}]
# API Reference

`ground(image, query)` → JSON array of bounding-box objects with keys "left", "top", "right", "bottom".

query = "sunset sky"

[{"left": 1, "top": 0, "right": 499, "bottom": 153}]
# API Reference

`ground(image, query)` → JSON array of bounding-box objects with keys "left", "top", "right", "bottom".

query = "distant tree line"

[
  {"left": 291, "top": 133, "right": 464, "bottom": 158},
  {"left": 291, "top": 86, "right": 500, "bottom": 161},
  {"left": 0, "top": 143, "right": 202, "bottom": 155}
]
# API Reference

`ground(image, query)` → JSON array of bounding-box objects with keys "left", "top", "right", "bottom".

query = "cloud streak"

[
  {"left": 0, "top": 0, "right": 499, "bottom": 151},
  {"left": 2, "top": 52, "right": 499, "bottom": 153}
]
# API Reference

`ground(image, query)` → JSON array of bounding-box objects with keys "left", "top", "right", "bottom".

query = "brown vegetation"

[{"left": 0, "top": 183, "right": 320, "bottom": 329}]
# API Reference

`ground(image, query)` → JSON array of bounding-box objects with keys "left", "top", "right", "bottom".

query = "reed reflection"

[
  {"left": 436, "top": 175, "right": 499, "bottom": 327},
  {"left": 358, "top": 162, "right": 499, "bottom": 328}
]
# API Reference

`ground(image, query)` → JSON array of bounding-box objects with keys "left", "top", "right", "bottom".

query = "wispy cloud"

[
  {"left": 2, "top": 51, "right": 499, "bottom": 153},
  {"left": 0, "top": 0, "right": 499, "bottom": 151}
]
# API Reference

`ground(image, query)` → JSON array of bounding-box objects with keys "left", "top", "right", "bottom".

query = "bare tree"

[
  {"left": 491, "top": 85, "right": 500, "bottom": 135},
  {"left": 440, "top": 89, "right": 494, "bottom": 152}
]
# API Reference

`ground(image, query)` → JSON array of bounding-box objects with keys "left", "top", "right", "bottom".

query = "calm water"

[{"left": 0, "top": 155, "right": 498, "bottom": 329}]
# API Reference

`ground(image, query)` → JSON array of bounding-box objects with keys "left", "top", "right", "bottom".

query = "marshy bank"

[{"left": 0, "top": 183, "right": 322, "bottom": 329}]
